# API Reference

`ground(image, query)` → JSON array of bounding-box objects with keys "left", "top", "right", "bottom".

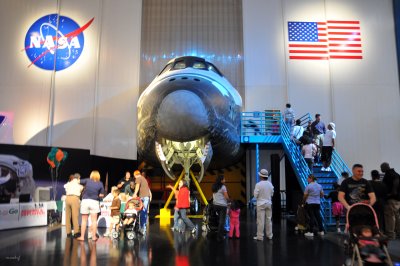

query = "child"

[
  {"left": 325, "top": 183, "right": 344, "bottom": 233},
  {"left": 122, "top": 200, "right": 138, "bottom": 226},
  {"left": 302, "top": 138, "right": 317, "bottom": 173},
  {"left": 167, "top": 180, "right": 196, "bottom": 234},
  {"left": 103, "top": 186, "right": 118, "bottom": 202},
  {"left": 228, "top": 200, "right": 240, "bottom": 239},
  {"left": 357, "top": 226, "right": 387, "bottom": 262},
  {"left": 104, "top": 188, "right": 121, "bottom": 237}
]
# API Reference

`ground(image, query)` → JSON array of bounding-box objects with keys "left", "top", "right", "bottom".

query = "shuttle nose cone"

[{"left": 156, "top": 90, "right": 208, "bottom": 141}]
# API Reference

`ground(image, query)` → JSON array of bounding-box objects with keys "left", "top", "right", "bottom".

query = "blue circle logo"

[{"left": 24, "top": 14, "right": 94, "bottom": 71}]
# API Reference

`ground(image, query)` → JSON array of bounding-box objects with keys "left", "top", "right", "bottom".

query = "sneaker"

[
  {"left": 337, "top": 228, "right": 341, "bottom": 233},
  {"left": 326, "top": 167, "right": 331, "bottom": 172},
  {"left": 321, "top": 167, "right": 326, "bottom": 171},
  {"left": 318, "top": 231, "right": 325, "bottom": 236},
  {"left": 344, "top": 258, "right": 352, "bottom": 266},
  {"left": 304, "top": 232, "right": 314, "bottom": 237},
  {"left": 191, "top": 227, "right": 197, "bottom": 234},
  {"left": 253, "top": 236, "right": 263, "bottom": 241},
  {"left": 88, "top": 232, "right": 92, "bottom": 239},
  {"left": 103, "top": 232, "right": 110, "bottom": 237},
  {"left": 267, "top": 236, "right": 273, "bottom": 240}
]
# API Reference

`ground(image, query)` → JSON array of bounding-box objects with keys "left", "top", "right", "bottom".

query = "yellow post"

[
  {"left": 190, "top": 170, "right": 208, "bottom": 206},
  {"left": 159, "top": 169, "right": 208, "bottom": 219},
  {"left": 159, "top": 208, "right": 171, "bottom": 225}
]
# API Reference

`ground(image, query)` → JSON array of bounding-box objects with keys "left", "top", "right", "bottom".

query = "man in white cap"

[
  {"left": 321, "top": 122, "right": 336, "bottom": 171},
  {"left": 253, "top": 169, "right": 274, "bottom": 241}
]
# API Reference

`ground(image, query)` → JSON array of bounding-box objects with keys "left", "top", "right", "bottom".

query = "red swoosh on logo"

[{"left": 23, "top": 17, "right": 95, "bottom": 68}]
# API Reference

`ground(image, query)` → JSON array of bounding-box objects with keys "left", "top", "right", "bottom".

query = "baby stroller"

[
  {"left": 202, "top": 202, "right": 219, "bottom": 234},
  {"left": 345, "top": 203, "right": 393, "bottom": 266},
  {"left": 113, "top": 197, "right": 143, "bottom": 240}
]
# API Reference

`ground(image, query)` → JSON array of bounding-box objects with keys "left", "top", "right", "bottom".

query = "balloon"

[
  {"left": 55, "top": 149, "right": 64, "bottom": 162},
  {"left": 47, "top": 147, "right": 68, "bottom": 168},
  {"left": 47, "top": 147, "right": 57, "bottom": 168},
  {"left": 47, "top": 157, "right": 56, "bottom": 168}
]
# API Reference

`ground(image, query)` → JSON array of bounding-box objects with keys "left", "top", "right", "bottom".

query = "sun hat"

[{"left": 258, "top": 169, "right": 269, "bottom": 178}]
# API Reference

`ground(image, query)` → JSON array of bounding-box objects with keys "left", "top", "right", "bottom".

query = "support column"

[{"left": 271, "top": 153, "right": 281, "bottom": 222}]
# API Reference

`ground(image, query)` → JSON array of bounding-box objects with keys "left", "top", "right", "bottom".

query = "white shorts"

[
  {"left": 111, "top": 215, "right": 120, "bottom": 224},
  {"left": 80, "top": 199, "right": 100, "bottom": 214}
]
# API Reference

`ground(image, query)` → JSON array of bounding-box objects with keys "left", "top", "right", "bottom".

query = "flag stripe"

[
  {"left": 290, "top": 50, "right": 328, "bottom": 54},
  {"left": 289, "top": 56, "right": 329, "bottom": 60},
  {"left": 329, "top": 43, "right": 361, "bottom": 47},
  {"left": 327, "top": 20, "right": 359, "bottom": 24},
  {"left": 329, "top": 49, "right": 362, "bottom": 53},
  {"left": 289, "top": 44, "right": 328, "bottom": 48},
  {"left": 328, "top": 32, "right": 360, "bottom": 35},
  {"left": 328, "top": 26, "right": 360, "bottom": 30},
  {"left": 329, "top": 38, "right": 361, "bottom": 41},
  {"left": 330, "top": 55, "right": 363, "bottom": 59}
]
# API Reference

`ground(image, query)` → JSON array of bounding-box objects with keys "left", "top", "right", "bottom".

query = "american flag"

[{"left": 288, "top": 21, "right": 362, "bottom": 60}]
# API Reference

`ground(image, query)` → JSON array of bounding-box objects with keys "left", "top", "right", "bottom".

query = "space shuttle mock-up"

[{"left": 137, "top": 56, "right": 243, "bottom": 183}]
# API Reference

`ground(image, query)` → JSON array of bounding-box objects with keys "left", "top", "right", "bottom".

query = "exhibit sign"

[{"left": 0, "top": 202, "right": 47, "bottom": 230}]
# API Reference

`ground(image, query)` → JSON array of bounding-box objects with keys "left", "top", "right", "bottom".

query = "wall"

[
  {"left": 243, "top": 0, "right": 400, "bottom": 176},
  {"left": 1, "top": 0, "right": 399, "bottom": 178},
  {"left": 0, "top": 0, "right": 141, "bottom": 160}
]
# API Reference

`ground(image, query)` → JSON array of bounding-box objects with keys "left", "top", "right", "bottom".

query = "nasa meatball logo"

[{"left": 23, "top": 14, "right": 94, "bottom": 71}]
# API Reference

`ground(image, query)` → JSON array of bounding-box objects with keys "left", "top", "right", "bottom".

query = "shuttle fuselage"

[{"left": 137, "top": 56, "right": 242, "bottom": 181}]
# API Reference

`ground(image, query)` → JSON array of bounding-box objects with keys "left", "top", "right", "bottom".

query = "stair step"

[{"left": 314, "top": 173, "right": 337, "bottom": 178}]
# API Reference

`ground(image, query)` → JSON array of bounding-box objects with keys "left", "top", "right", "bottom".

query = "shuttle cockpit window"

[
  {"left": 193, "top": 61, "right": 207, "bottom": 69},
  {"left": 173, "top": 61, "right": 186, "bottom": 70},
  {"left": 207, "top": 63, "right": 223, "bottom": 77},
  {"left": 159, "top": 63, "right": 173, "bottom": 75}
]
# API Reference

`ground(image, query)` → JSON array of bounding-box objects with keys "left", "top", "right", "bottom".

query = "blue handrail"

[
  {"left": 280, "top": 118, "right": 310, "bottom": 190},
  {"left": 240, "top": 111, "right": 351, "bottom": 227},
  {"left": 291, "top": 113, "right": 351, "bottom": 226}
]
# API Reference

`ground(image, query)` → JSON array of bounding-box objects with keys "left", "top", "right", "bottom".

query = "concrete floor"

[{"left": 0, "top": 210, "right": 399, "bottom": 266}]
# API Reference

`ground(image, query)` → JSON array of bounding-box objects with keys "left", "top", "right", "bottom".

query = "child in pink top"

[{"left": 228, "top": 200, "right": 241, "bottom": 238}]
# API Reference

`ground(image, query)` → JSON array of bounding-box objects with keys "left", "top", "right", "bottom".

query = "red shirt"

[
  {"left": 229, "top": 209, "right": 240, "bottom": 219},
  {"left": 176, "top": 187, "right": 190, "bottom": 209}
]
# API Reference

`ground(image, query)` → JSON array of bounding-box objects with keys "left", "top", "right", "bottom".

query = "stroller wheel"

[
  {"left": 112, "top": 231, "right": 119, "bottom": 239},
  {"left": 126, "top": 231, "right": 135, "bottom": 240}
]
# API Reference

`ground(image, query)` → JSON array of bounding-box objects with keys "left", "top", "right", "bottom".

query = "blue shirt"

[
  {"left": 305, "top": 182, "right": 323, "bottom": 204},
  {"left": 80, "top": 178, "right": 105, "bottom": 201},
  {"left": 311, "top": 121, "right": 326, "bottom": 135}
]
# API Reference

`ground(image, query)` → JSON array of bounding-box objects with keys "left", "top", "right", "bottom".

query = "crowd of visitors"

[
  {"left": 63, "top": 169, "right": 152, "bottom": 241},
  {"left": 59, "top": 106, "right": 400, "bottom": 246}
]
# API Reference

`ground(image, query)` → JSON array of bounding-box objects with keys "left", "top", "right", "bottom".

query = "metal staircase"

[{"left": 241, "top": 111, "right": 351, "bottom": 227}]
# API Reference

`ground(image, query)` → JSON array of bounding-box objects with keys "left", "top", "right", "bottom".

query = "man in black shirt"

[
  {"left": 338, "top": 164, "right": 376, "bottom": 210},
  {"left": 117, "top": 171, "right": 132, "bottom": 193},
  {"left": 381, "top": 162, "right": 400, "bottom": 239},
  {"left": 369, "top": 170, "right": 387, "bottom": 231}
]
